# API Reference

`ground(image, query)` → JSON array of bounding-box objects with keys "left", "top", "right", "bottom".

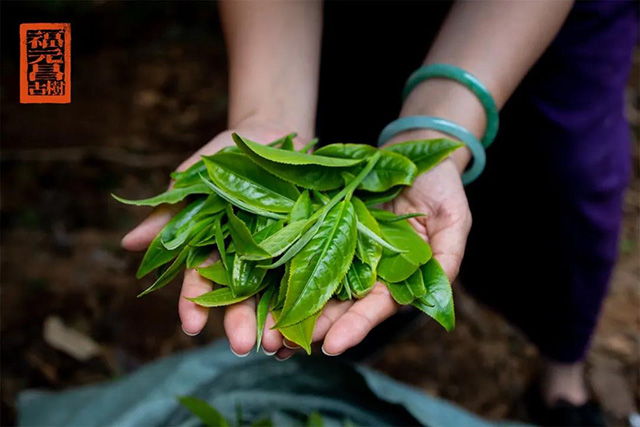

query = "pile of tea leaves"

[{"left": 114, "top": 133, "right": 462, "bottom": 353}]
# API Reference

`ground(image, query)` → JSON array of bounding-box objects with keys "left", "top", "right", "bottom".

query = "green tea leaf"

[
  {"left": 260, "top": 152, "right": 381, "bottom": 270},
  {"left": 335, "top": 277, "right": 352, "bottom": 301},
  {"left": 231, "top": 254, "right": 268, "bottom": 297},
  {"left": 186, "top": 245, "right": 212, "bottom": 269},
  {"left": 370, "top": 209, "right": 427, "bottom": 222},
  {"left": 243, "top": 219, "right": 309, "bottom": 261},
  {"left": 280, "top": 135, "right": 295, "bottom": 151},
  {"left": 384, "top": 138, "right": 463, "bottom": 175},
  {"left": 273, "top": 262, "right": 290, "bottom": 310},
  {"left": 112, "top": 183, "right": 210, "bottom": 206},
  {"left": 252, "top": 220, "right": 285, "bottom": 243},
  {"left": 136, "top": 198, "right": 208, "bottom": 278},
  {"left": 315, "top": 144, "right": 417, "bottom": 192},
  {"left": 406, "top": 267, "right": 426, "bottom": 299},
  {"left": 299, "top": 138, "right": 319, "bottom": 153},
  {"left": 138, "top": 246, "right": 189, "bottom": 297},
  {"left": 356, "top": 221, "right": 407, "bottom": 254},
  {"left": 188, "top": 287, "right": 250, "bottom": 307},
  {"left": 357, "top": 186, "right": 404, "bottom": 206},
  {"left": 234, "top": 133, "right": 364, "bottom": 167},
  {"left": 377, "top": 219, "right": 432, "bottom": 283},
  {"left": 276, "top": 200, "right": 357, "bottom": 328},
  {"left": 384, "top": 279, "right": 414, "bottom": 305},
  {"left": 352, "top": 197, "right": 382, "bottom": 270},
  {"left": 414, "top": 258, "right": 455, "bottom": 331},
  {"left": 197, "top": 260, "right": 229, "bottom": 285},
  {"left": 384, "top": 268, "right": 424, "bottom": 305},
  {"left": 171, "top": 161, "right": 207, "bottom": 188},
  {"left": 162, "top": 217, "right": 210, "bottom": 251},
  {"left": 226, "top": 206, "right": 272, "bottom": 258},
  {"left": 232, "top": 134, "right": 360, "bottom": 190},
  {"left": 346, "top": 259, "right": 375, "bottom": 298},
  {"left": 272, "top": 309, "right": 320, "bottom": 355},
  {"left": 136, "top": 234, "right": 181, "bottom": 280},
  {"left": 204, "top": 152, "right": 300, "bottom": 213},
  {"left": 288, "top": 190, "right": 313, "bottom": 222},
  {"left": 178, "top": 396, "right": 230, "bottom": 427},
  {"left": 256, "top": 286, "right": 276, "bottom": 351},
  {"left": 200, "top": 175, "right": 286, "bottom": 220},
  {"left": 306, "top": 412, "right": 325, "bottom": 427}
]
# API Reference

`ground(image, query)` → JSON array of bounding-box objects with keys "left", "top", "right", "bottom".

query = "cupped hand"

[
  {"left": 274, "top": 153, "right": 472, "bottom": 360},
  {"left": 121, "top": 119, "right": 301, "bottom": 356}
]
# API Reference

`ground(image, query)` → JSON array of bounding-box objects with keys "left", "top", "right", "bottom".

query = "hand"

[
  {"left": 121, "top": 118, "right": 304, "bottom": 356},
  {"left": 272, "top": 142, "right": 472, "bottom": 360}
]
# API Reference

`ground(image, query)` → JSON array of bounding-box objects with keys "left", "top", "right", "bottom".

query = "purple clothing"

[{"left": 461, "top": 0, "right": 637, "bottom": 362}]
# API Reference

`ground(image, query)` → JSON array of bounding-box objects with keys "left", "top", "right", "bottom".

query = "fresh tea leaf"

[
  {"left": 346, "top": 259, "right": 375, "bottom": 298},
  {"left": 272, "top": 309, "right": 320, "bottom": 355},
  {"left": 178, "top": 396, "right": 230, "bottom": 427},
  {"left": 233, "top": 133, "right": 364, "bottom": 167},
  {"left": 377, "top": 219, "right": 432, "bottom": 283},
  {"left": 231, "top": 254, "right": 269, "bottom": 297},
  {"left": 138, "top": 246, "right": 190, "bottom": 297},
  {"left": 315, "top": 144, "right": 417, "bottom": 192},
  {"left": 414, "top": 258, "right": 455, "bottom": 331},
  {"left": 384, "top": 138, "right": 463, "bottom": 175},
  {"left": 288, "top": 190, "right": 313, "bottom": 222},
  {"left": 256, "top": 286, "right": 276, "bottom": 351},
  {"left": 200, "top": 175, "right": 286, "bottom": 220},
  {"left": 197, "top": 260, "right": 229, "bottom": 286},
  {"left": 112, "top": 183, "right": 210, "bottom": 207},
  {"left": 232, "top": 134, "right": 360, "bottom": 191},
  {"left": 204, "top": 152, "right": 300, "bottom": 213},
  {"left": 226, "top": 206, "right": 272, "bottom": 258},
  {"left": 186, "top": 245, "right": 212, "bottom": 269},
  {"left": 351, "top": 197, "right": 382, "bottom": 270},
  {"left": 276, "top": 200, "right": 357, "bottom": 328},
  {"left": 188, "top": 279, "right": 269, "bottom": 307}
]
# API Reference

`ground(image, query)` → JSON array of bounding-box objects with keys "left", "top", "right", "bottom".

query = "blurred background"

[{"left": 1, "top": 2, "right": 638, "bottom": 425}]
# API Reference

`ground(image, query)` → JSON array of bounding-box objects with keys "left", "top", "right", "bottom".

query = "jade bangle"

[
  {"left": 377, "top": 116, "right": 486, "bottom": 185},
  {"left": 402, "top": 64, "right": 499, "bottom": 148}
]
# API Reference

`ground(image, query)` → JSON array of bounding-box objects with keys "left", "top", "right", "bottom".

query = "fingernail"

[
  {"left": 282, "top": 339, "right": 300, "bottom": 350},
  {"left": 275, "top": 354, "right": 293, "bottom": 362},
  {"left": 321, "top": 344, "right": 342, "bottom": 357},
  {"left": 262, "top": 348, "right": 277, "bottom": 356},
  {"left": 230, "top": 347, "right": 250, "bottom": 358},
  {"left": 181, "top": 325, "right": 200, "bottom": 337}
]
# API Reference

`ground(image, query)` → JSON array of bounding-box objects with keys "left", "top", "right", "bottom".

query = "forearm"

[
  {"left": 399, "top": 0, "right": 574, "bottom": 171},
  {"left": 220, "top": 1, "right": 322, "bottom": 138}
]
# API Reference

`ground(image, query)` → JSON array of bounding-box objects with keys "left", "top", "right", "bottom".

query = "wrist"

[{"left": 398, "top": 78, "right": 486, "bottom": 173}]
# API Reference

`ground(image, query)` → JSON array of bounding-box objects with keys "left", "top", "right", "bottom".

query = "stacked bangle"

[
  {"left": 402, "top": 64, "right": 499, "bottom": 148},
  {"left": 377, "top": 116, "right": 485, "bottom": 185}
]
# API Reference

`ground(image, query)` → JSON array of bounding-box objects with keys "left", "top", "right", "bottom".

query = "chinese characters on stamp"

[{"left": 20, "top": 23, "right": 71, "bottom": 104}]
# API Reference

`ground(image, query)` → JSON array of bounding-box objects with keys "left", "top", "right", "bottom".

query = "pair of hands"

[{"left": 121, "top": 119, "right": 472, "bottom": 360}]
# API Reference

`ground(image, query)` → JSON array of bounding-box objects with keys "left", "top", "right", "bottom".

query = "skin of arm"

[
  {"left": 121, "top": 1, "right": 323, "bottom": 356},
  {"left": 309, "top": 0, "right": 575, "bottom": 359}
]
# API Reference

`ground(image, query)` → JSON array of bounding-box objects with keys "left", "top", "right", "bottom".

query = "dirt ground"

[{"left": 1, "top": 3, "right": 638, "bottom": 426}]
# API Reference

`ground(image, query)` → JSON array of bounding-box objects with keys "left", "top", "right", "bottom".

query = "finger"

[
  {"left": 312, "top": 299, "right": 353, "bottom": 342},
  {"left": 224, "top": 297, "right": 257, "bottom": 357},
  {"left": 121, "top": 204, "right": 182, "bottom": 251},
  {"left": 179, "top": 254, "right": 217, "bottom": 336},
  {"left": 261, "top": 312, "right": 283, "bottom": 355},
  {"left": 274, "top": 347, "right": 297, "bottom": 362},
  {"left": 322, "top": 283, "right": 398, "bottom": 356}
]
